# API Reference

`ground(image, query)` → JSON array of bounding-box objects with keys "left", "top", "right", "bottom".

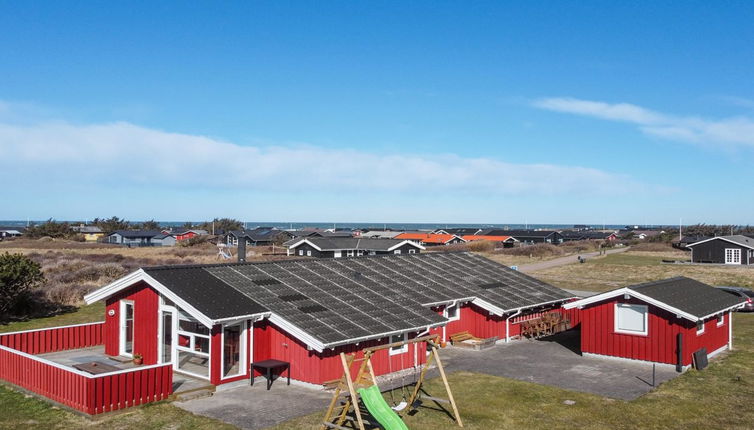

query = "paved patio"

[{"left": 175, "top": 330, "right": 683, "bottom": 429}]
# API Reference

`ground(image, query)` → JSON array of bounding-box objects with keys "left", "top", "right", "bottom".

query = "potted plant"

[{"left": 132, "top": 353, "right": 143, "bottom": 365}]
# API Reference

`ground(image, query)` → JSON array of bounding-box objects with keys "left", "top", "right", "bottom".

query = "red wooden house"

[
  {"left": 563, "top": 277, "right": 745, "bottom": 369},
  {"left": 1, "top": 252, "right": 574, "bottom": 414}
]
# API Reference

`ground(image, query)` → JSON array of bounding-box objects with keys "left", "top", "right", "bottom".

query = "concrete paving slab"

[
  {"left": 440, "top": 330, "right": 680, "bottom": 401},
  {"left": 175, "top": 381, "right": 332, "bottom": 430}
]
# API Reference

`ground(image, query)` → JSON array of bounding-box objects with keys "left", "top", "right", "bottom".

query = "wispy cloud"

[
  {"left": 0, "top": 115, "right": 650, "bottom": 196},
  {"left": 533, "top": 97, "right": 754, "bottom": 149}
]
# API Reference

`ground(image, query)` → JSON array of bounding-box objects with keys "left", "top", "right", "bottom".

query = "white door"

[
  {"left": 334, "top": 251, "right": 342, "bottom": 258},
  {"left": 725, "top": 248, "right": 741, "bottom": 265}
]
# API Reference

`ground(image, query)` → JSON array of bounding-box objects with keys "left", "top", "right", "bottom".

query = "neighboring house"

[
  {"left": 433, "top": 228, "right": 483, "bottom": 236},
  {"left": 106, "top": 230, "right": 165, "bottom": 247},
  {"left": 686, "top": 235, "right": 754, "bottom": 265},
  {"left": 72, "top": 225, "right": 104, "bottom": 242},
  {"left": 672, "top": 235, "right": 710, "bottom": 249},
  {"left": 394, "top": 232, "right": 467, "bottom": 246},
  {"left": 561, "top": 231, "right": 618, "bottom": 242},
  {"left": 225, "top": 228, "right": 294, "bottom": 247},
  {"left": 0, "top": 227, "right": 24, "bottom": 238},
  {"left": 623, "top": 230, "right": 665, "bottom": 240},
  {"left": 485, "top": 230, "right": 564, "bottom": 245},
  {"left": 284, "top": 237, "right": 424, "bottom": 258},
  {"left": 360, "top": 230, "right": 403, "bottom": 239},
  {"left": 563, "top": 277, "right": 745, "bottom": 369},
  {"left": 173, "top": 230, "right": 208, "bottom": 241},
  {"left": 461, "top": 235, "right": 518, "bottom": 248},
  {"left": 79, "top": 252, "right": 573, "bottom": 389},
  {"left": 152, "top": 234, "right": 177, "bottom": 247}
]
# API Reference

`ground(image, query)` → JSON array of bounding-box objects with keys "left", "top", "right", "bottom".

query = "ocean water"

[{"left": 0, "top": 220, "right": 630, "bottom": 231}]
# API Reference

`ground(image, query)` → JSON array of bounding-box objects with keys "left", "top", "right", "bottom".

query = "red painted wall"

[
  {"left": 252, "top": 320, "right": 427, "bottom": 385},
  {"left": 104, "top": 281, "right": 160, "bottom": 364},
  {"left": 579, "top": 297, "right": 730, "bottom": 366},
  {"left": 0, "top": 322, "right": 104, "bottom": 354}
]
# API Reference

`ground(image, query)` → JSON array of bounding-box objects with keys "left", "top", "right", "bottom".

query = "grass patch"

[
  {"left": 534, "top": 250, "right": 754, "bottom": 292},
  {"left": 0, "top": 303, "right": 104, "bottom": 334},
  {"left": 273, "top": 313, "right": 754, "bottom": 430}
]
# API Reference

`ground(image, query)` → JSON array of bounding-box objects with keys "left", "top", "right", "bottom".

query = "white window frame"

[
  {"left": 614, "top": 303, "right": 648, "bottom": 336},
  {"left": 408, "top": 249, "right": 416, "bottom": 254},
  {"left": 298, "top": 249, "right": 304, "bottom": 256},
  {"left": 444, "top": 303, "right": 460, "bottom": 321},
  {"left": 306, "top": 250, "right": 312, "bottom": 256},
  {"left": 725, "top": 248, "right": 741, "bottom": 265},
  {"left": 119, "top": 300, "right": 135, "bottom": 357},
  {"left": 220, "top": 321, "right": 248, "bottom": 380},
  {"left": 389, "top": 333, "right": 408, "bottom": 356},
  {"left": 356, "top": 250, "right": 363, "bottom": 256},
  {"left": 717, "top": 313, "right": 725, "bottom": 327},
  {"left": 394, "top": 249, "right": 402, "bottom": 255},
  {"left": 175, "top": 313, "right": 212, "bottom": 379},
  {"left": 346, "top": 250, "right": 355, "bottom": 257},
  {"left": 697, "top": 320, "right": 705, "bottom": 335}
]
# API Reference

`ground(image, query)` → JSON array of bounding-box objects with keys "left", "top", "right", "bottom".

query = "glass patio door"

[{"left": 159, "top": 306, "right": 177, "bottom": 365}]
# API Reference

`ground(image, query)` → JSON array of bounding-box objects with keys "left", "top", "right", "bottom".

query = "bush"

[
  {"left": 0, "top": 253, "right": 44, "bottom": 314},
  {"left": 495, "top": 243, "right": 564, "bottom": 258},
  {"left": 466, "top": 240, "right": 496, "bottom": 252}
]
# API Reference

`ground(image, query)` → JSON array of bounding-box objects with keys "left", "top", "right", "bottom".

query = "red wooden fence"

[
  {"left": 0, "top": 322, "right": 104, "bottom": 354},
  {"left": 0, "top": 322, "right": 172, "bottom": 415}
]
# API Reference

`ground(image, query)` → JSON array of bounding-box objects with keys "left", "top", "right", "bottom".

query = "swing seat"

[{"left": 391, "top": 401, "right": 408, "bottom": 411}]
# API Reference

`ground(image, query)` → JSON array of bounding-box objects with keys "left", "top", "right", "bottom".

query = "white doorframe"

[
  {"left": 119, "top": 300, "right": 135, "bottom": 357},
  {"left": 158, "top": 305, "right": 178, "bottom": 366}
]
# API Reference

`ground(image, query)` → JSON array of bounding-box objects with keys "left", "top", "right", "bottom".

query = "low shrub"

[{"left": 495, "top": 243, "right": 564, "bottom": 258}]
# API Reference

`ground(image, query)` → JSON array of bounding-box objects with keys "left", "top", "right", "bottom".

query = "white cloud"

[
  {"left": 0, "top": 116, "right": 648, "bottom": 196},
  {"left": 533, "top": 97, "right": 754, "bottom": 149}
]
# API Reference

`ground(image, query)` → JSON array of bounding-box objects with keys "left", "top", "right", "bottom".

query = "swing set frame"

[{"left": 321, "top": 334, "right": 463, "bottom": 430}]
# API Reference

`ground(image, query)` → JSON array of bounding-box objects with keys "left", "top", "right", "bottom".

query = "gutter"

[{"left": 505, "top": 309, "right": 523, "bottom": 343}]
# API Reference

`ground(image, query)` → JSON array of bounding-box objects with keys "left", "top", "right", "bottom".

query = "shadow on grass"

[{"left": 0, "top": 291, "right": 77, "bottom": 326}]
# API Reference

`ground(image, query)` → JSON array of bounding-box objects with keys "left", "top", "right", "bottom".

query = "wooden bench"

[{"left": 449, "top": 331, "right": 497, "bottom": 350}]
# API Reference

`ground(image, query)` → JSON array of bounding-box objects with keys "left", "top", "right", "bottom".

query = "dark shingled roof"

[
  {"left": 143, "top": 252, "right": 572, "bottom": 348},
  {"left": 628, "top": 277, "right": 746, "bottom": 318},
  {"left": 145, "top": 266, "right": 267, "bottom": 319}
]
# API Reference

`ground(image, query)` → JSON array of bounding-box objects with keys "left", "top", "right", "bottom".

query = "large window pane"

[
  {"left": 177, "top": 350, "right": 209, "bottom": 378},
  {"left": 615, "top": 304, "right": 647, "bottom": 334}
]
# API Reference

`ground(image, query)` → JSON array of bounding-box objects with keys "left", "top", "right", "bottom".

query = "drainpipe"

[{"left": 505, "top": 309, "right": 523, "bottom": 343}]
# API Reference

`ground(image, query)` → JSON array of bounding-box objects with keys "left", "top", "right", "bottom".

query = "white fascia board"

[
  {"left": 83, "top": 269, "right": 215, "bottom": 328},
  {"left": 422, "top": 296, "right": 477, "bottom": 308},
  {"left": 387, "top": 240, "right": 426, "bottom": 251},
  {"left": 471, "top": 298, "right": 506, "bottom": 316},
  {"left": 697, "top": 303, "right": 747, "bottom": 321},
  {"left": 562, "top": 288, "right": 700, "bottom": 322},
  {"left": 287, "top": 238, "right": 323, "bottom": 251},
  {"left": 687, "top": 236, "right": 754, "bottom": 250},
  {"left": 268, "top": 313, "right": 325, "bottom": 352}
]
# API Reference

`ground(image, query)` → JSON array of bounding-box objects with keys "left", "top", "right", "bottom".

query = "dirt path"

[{"left": 518, "top": 246, "right": 630, "bottom": 273}]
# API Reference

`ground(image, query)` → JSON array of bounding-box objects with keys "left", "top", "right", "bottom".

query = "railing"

[
  {"left": 0, "top": 321, "right": 104, "bottom": 354},
  {"left": 0, "top": 323, "right": 173, "bottom": 414}
]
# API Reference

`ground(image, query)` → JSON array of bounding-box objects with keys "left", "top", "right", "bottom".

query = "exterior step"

[{"left": 174, "top": 386, "right": 216, "bottom": 402}]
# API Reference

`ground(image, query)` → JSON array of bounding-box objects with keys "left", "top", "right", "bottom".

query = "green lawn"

[
  {"left": 3, "top": 306, "right": 754, "bottom": 429},
  {"left": 275, "top": 313, "right": 754, "bottom": 430},
  {"left": 0, "top": 302, "right": 104, "bottom": 334}
]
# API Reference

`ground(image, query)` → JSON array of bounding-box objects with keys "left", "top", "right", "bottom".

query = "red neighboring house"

[
  {"left": 563, "top": 277, "right": 745, "bottom": 369},
  {"left": 172, "top": 229, "right": 208, "bottom": 241},
  {"left": 394, "top": 232, "right": 466, "bottom": 246}
]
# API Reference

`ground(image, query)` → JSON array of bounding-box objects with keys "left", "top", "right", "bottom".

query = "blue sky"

[{"left": 2, "top": 1, "right": 754, "bottom": 224}]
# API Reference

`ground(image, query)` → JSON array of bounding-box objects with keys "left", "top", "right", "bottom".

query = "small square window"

[
  {"left": 614, "top": 303, "right": 648, "bottom": 335},
  {"left": 408, "top": 249, "right": 416, "bottom": 254},
  {"left": 306, "top": 250, "right": 312, "bottom": 256},
  {"left": 389, "top": 333, "right": 408, "bottom": 355},
  {"left": 697, "top": 320, "right": 705, "bottom": 335},
  {"left": 717, "top": 314, "right": 725, "bottom": 327},
  {"left": 394, "top": 249, "right": 402, "bottom": 254}
]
